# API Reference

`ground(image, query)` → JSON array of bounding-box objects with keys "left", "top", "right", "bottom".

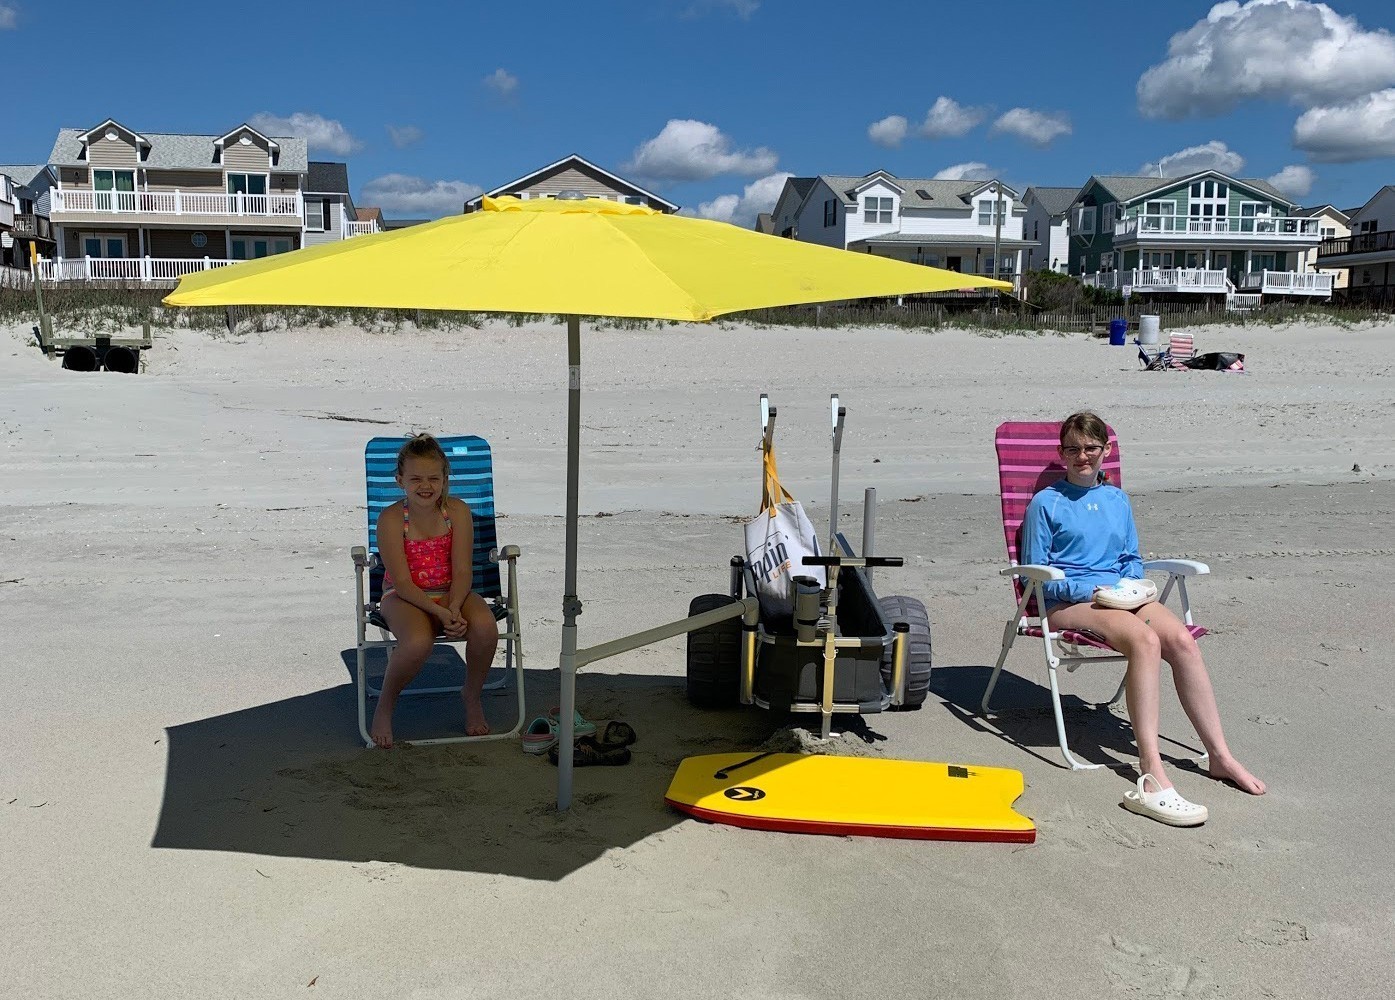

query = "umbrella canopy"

[
  {"left": 165, "top": 195, "right": 1010, "bottom": 318},
  {"left": 164, "top": 194, "right": 1011, "bottom": 810}
]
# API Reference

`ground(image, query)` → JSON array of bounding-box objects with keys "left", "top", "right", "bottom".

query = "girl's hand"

[{"left": 441, "top": 607, "right": 469, "bottom": 639}]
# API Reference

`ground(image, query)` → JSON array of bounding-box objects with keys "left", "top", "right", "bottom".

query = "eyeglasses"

[{"left": 1061, "top": 445, "right": 1105, "bottom": 458}]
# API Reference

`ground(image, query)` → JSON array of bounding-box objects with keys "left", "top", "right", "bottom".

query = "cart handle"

[{"left": 802, "top": 555, "right": 903, "bottom": 569}]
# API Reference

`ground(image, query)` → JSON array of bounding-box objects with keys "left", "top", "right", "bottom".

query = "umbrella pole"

[{"left": 557, "top": 314, "right": 582, "bottom": 810}]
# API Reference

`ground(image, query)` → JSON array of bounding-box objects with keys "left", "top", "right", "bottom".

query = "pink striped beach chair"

[
  {"left": 980, "top": 421, "right": 1211, "bottom": 770},
  {"left": 1139, "top": 331, "right": 1197, "bottom": 371}
]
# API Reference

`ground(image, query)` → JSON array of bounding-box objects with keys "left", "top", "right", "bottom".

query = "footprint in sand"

[
  {"left": 1090, "top": 816, "right": 1157, "bottom": 851},
  {"left": 1247, "top": 714, "right": 1289, "bottom": 726},
  {"left": 1103, "top": 935, "right": 1216, "bottom": 997},
  {"left": 1239, "top": 919, "right": 1310, "bottom": 947}
]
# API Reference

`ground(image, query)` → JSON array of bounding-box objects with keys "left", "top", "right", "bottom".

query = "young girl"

[
  {"left": 370, "top": 434, "right": 499, "bottom": 748},
  {"left": 1020, "top": 411, "right": 1264, "bottom": 826}
]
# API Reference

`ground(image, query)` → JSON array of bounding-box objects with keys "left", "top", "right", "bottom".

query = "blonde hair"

[{"left": 396, "top": 434, "right": 451, "bottom": 508}]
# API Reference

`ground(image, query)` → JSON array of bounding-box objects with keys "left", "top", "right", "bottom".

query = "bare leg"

[
  {"left": 371, "top": 595, "right": 437, "bottom": 749},
  {"left": 459, "top": 592, "right": 500, "bottom": 736},
  {"left": 1147, "top": 603, "right": 1265, "bottom": 795}
]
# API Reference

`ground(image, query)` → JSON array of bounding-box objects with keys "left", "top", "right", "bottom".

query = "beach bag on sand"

[
  {"left": 743, "top": 444, "right": 824, "bottom": 620},
  {"left": 1185, "top": 351, "right": 1245, "bottom": 372}
]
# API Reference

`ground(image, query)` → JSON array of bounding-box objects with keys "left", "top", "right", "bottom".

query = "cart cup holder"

[{"left": 793, "top": 576, "right": 822, "bottom": 643}]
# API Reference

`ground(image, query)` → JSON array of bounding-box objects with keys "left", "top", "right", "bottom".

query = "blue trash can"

[{"left": 1109, "top": 318, "right": 1128, "bottom": 346}]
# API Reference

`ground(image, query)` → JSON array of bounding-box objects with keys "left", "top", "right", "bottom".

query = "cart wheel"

[
  {"left": 686, "top": 594, "right": 742, "bottom": 708},
  {"left": 878, "top": 595, "right": 932, "bottom": 709}
]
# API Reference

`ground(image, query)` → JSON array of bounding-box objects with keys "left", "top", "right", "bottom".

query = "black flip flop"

[
  {"left": 597, "top": 720, "right": 637, "bottom": 749},
  {"left": 548, "top": 736, "right": 631, "bottom": 767}
]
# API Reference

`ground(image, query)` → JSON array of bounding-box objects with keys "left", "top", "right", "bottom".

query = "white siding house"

[
  {"left": 771, "top": 171, "right": 1035, "bottom": 291},
  {"left": 1315, "top": 186, "right": 1395, "bottom": 299},
  {"left": 1021, "top": 186, "right": 1077, "bottom": 272}
]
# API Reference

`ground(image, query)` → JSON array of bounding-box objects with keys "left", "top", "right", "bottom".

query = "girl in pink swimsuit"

[{"left": 371, "top": 434, "right": 500, "bottom": 748}]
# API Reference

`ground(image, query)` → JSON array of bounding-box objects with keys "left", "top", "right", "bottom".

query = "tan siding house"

[{"left": 464, "top": 154, "right": 679, "bottom": 214}]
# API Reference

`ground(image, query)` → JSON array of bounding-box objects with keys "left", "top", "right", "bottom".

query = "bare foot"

[
  {"left": 1208, "top": 756, "right": 1266, "bottom": 795},
  {"left": 463, "top": 691, "right": 490, "bottom": 737},
  {"left": 370, "top": 703, "right": 394, "bottom": 749}
]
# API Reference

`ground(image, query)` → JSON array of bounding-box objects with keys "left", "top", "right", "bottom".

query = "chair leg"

[
  {"left": 356, "top": 645, "right": 373, "bottom": 748},
  {"left": 1046, "top": 660, "right": 1104, "bottom": 771},
  {"left": 1105, "top": 675, "right": 1127, "bottom": 707},
  {"left": 982, "top": 620, "right": 1019, "bottom": 713}
]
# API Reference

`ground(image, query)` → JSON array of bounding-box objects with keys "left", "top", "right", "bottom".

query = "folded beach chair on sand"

[
  {"left": 980, "top": 422, "right": 1210, "bottom": 770},
  {"left": 1138, "top": 331, "right": 1195, "bottom": 371},
  {"left": 351, "top": 435, "right": 526, "bottom": 746}
]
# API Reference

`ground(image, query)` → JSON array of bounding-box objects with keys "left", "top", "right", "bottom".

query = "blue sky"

[{"left": 4, "top": 0, "right": 1395, "bottom": 222}]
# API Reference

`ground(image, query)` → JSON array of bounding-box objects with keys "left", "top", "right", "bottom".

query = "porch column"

[
  {"left": 225, "top": 231, "right": 232, "bottom": 258},
  {"left": 138, "top": 228, "right": 146, "bottom": 258}
]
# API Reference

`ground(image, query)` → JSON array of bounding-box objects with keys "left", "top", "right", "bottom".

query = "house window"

[
  {"left": 304, "top": 199, "right": 326, "bottom": 232},
  {"left": 624, "top": 195, "right": 646, "bottom": 206},
  {"left": 227, "top": 173, "right": 268, "bottom": 196},
  {"left": 824, "top": 199, "right": 837, "bottom": 227},
  {"left": 1321, "top": 226, "right": 1336, "bottom": 238},
  {"left": 92, "top": 169, "right": 135, "bottom": 211},
  {"left": 863, "top": 196, "right": 892, "bottom": 224},
  {"left": 1076, "top": 205, "right": 1096, "bottom": 235},
  {"left": 79, "top": 232, "right": 127, "bottom": 258},
  {"left": 1101, "top": 203, "right": 1116, "bottom": 230},
  {"left": 231, "top": 237, "right": 294, "bottom": 260},
  {"left": 1359, "top": 219, "right": 1378, "bottom": 234},
  {"left": 977, "top": 199, "right": 1006, "bottom": 226},
  {"left": 1033, "top": 220, "right": 1039, "bottom": 240}
]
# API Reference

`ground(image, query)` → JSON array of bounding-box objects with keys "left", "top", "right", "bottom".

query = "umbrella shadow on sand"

[
  {"left": 151, "top": 647, "right": 777, "bottom": 880},
  {"left": 929, "top": 663, "right": 1204, "bottom": 771}
]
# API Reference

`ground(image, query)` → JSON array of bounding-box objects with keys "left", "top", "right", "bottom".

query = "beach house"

[
  {"left": 1021, "top": 186, "right": 1078, "bottom": 273},
  {"left": 1071, "top": 171, "right": 1329, "bottom": 304},
  {"left": 0, "top": 164, "right": 58, "bottom": 273},
  {"left": 463, "top": 154, "right": 678, "bottom": 213},
  {"left": 38, "top": 120, "right": 377, "bottom": 282},
  {"left": 768, "top": 171, "right": 1034, "bottom": 294},
  {"left": 1296, "top": 204, "right": 1350, "bottom": 292},
  {"left": 1314, "top": 186, "right": 1395, "bottom": 301}
]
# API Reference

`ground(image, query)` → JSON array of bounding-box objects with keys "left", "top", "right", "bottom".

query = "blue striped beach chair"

[{"left": 351, "top": 435, "right": 526, "bottom": 746}]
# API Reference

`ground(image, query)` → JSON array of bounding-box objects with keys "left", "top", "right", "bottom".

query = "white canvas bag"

[{"left": 743, "top": 443, "right": 824, "bottom": 619}]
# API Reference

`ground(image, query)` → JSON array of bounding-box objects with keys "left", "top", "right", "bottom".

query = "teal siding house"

[{"left": 1068, "top": 171, "right": 1330, "bottom": 303}]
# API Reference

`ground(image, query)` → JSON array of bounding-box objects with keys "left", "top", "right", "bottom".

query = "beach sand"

[{"left": 2, "top": 316, "right": 1392, "bottom": 998}]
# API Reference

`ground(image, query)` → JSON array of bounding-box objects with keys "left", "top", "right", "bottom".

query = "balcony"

[
  {"left": 1113, "top": 214, "right": 1321, "bottom": 242},
  {"left": 49, "top": 187, "right": 303, "bottom": 222},
  {"left": 1318, "top": 229, "right": 1395, "bottom": 261},
  {"left": 345, "top": 220, "right": 381, "bottom": 237},
  {"left": 37, "top": 255, "right": 240, "bottom": 282},
  {"left": 1084, "top": 268, "right": 1228, "bottom": 293},
  {"left": 1237, "top": 270, "right": 1333, "bottom": 296},
  {"left": 13, "top": 213, "right": 54, "bottom": 240}
]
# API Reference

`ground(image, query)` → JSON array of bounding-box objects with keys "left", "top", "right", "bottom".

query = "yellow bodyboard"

[{"left": 665, "top": 752, "right": 1035, "bottom": 843}]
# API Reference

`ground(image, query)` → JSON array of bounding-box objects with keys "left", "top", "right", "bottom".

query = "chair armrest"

[
  {"left": 1001, "top": 563, "right": 1064, "bottom": 582},
  {"left": 490, "top": 544, "right": 521, "bottom": 562},
  {"left": 351, "top": 545, "right": 368, "bottom": 568},
  {"left": 1143, "top": 559, "right": 1209, "bottom": 576}
]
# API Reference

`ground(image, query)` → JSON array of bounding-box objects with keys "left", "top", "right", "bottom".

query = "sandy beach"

[{"left": 3, "top": 315, "right": 1392, "bottom": 999}]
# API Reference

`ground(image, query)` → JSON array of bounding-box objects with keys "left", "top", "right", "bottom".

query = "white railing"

[
  {"left": 1115, "top": 214, "right": 1321, "bottom": 239},
  {"left": 1084, "top": 268, "right": 1228, "bottom": 292},
  {"left": 1228, "top": 293, "right": 1263, "bottom": 311},
  {"left": 37, "top": 255, "right": 241, "bottom": 282},
  {"left": 1238, "top": 270, "right": 1335, "bottom": 294},
  {"left": 345, "top": 220, "right": 380, "bottom": 237},
  {"left": 50, "top": 187, "right": 302, "bottom": 218}
]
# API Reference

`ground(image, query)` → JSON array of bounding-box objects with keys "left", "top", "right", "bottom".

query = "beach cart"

[{"left": 685, "top": 394, "right": 932, "bottom": 738}]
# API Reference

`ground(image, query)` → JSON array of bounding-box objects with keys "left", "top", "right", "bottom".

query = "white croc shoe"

[
  {"left": 1123, "top": 773, "right": 1208, "bottom": 827},
  {"left": 1093, "top": 578, "right": 1158, "bottom": 610}
]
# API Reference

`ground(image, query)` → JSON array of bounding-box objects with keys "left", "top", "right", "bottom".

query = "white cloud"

[
  {"left": 1137, "top": 0, "right": 1395, "bottom": 118},
  {"left": 386, "top": 124, "right": 423, "bottom": 149},
  {"left": 696, "top": 172, "right": 792, "bottom": 226},
  {"left": 933, "top": 162, "right": 995, "bottom": 181},
  {"left": 483, "top": 68, "right": 518, "bottom": 99},
  {"left": 624, "top": 119, "right": 778, "bottom": 181},
  {"left": 249, "top": 112, "right": 361, "bottom": 155},
  {"left": 683, "top": 0, "right": 759, "bottom": 18},
  {"left": 360, "top": 174, "right": 483, "bottom": 219},
  {"left": 918, "top": 96, "right": 987, "bottom": 139},
  {"left": 991, "top": 107, "right": 1072, "bottom": 147},
  {"left": 0, "top": 5, "right": 18, "bottom": 30},
  {"left": 1139, "top": 140, "right": 1245, "bottom": 177},
  {"left": 867, "top": 115, "right": 908, "bottom": 149},
  {"left": 1266, "top": 164, "right": 1316, "bottom": 198},
  {"left": 1293, "top": 88, "right": 1395, "bottom": 161}
]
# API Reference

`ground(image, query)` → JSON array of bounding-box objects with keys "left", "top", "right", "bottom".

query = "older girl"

[{"left": 1021, "top": 411, "right": 1264, "bottom": 826}]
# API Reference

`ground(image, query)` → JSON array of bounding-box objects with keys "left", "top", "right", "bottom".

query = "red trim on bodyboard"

[{"left": 666, "top": 799, "right": 1037, "bottom": 844}]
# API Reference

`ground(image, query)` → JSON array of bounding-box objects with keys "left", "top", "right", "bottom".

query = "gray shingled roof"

[
  {"left": 819, "top": 173, "right": 1018, "bottom": 210},
  {"left": 1023, "top": 186, "right": 1080, "bottom": 217},
  {"left": 306, "top": 161, "right": 349, "bottom": 194},
  {"left": 0, "top": 164, "right": 49, "bottom": 188},
  {"left": 47, "top": 127, "right": 309, "bottom": 173},
  {"left": 1092, "top": 173, "right": 1292, "bottom": 206}
]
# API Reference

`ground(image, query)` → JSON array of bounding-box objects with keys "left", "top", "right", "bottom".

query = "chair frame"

[
  {"left": 980, "top": 421, "right": 1210, "bottom": 770},
  {"left": 349, "top": 435, "right": 527, "bottom": 747}
]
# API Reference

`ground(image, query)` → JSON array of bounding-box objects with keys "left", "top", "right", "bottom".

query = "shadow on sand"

[
  {"left": 151, "top": 646, "right": 779, "bottom": 880},
  {"left": 930, "top": 662, "right": 1204, "bottom": 772}
]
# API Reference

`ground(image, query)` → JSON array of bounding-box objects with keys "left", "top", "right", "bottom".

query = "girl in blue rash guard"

[{"left": 1021, "top": 411, "right": 1264, "bottom": 825}]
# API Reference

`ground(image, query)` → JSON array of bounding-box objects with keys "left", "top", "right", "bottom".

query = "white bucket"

[{"left": 1139, "top": 314, "right": 1161, "bottom": 345}]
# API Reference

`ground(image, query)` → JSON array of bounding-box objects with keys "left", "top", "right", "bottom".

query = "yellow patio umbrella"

[{"left": 165, "top": 194, "right": 1010, "bottom": 808}]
